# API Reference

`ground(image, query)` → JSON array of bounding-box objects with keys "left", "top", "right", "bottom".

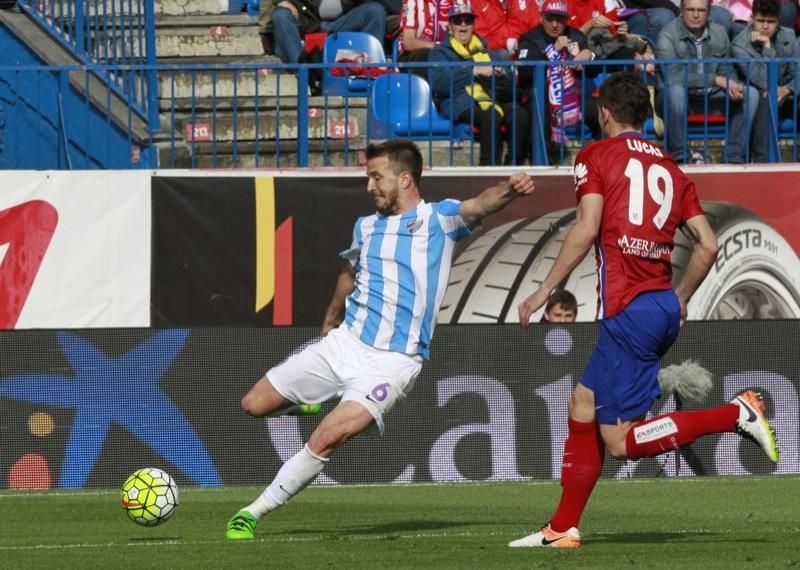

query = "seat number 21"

[{"left": 623, "top": 158, "right": 673, "bottom": 230}]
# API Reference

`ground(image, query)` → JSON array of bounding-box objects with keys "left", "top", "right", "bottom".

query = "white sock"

[{"left": 244, "top": 444, "right": 328, "bottom": 519}]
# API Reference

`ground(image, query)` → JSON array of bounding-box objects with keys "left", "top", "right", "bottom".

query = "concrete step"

[
  {"left": 188, "top": 139, "right": 368, "bottom": 168},
  {"left": 157, "top": 139, "right": 491, "bottom": 169},
  {"left": 155, "top": 15, "right": 261, "bottom": 58},
  {"left": 156, "top": 65, "right": 298, "bottom": 99},
  {"left": 166, "top": 105, "right": 368, "bottom": 142},
  {"left": 160, "top": 94, "right": 360, "bottom": 111},
  {"left": 83, "top": 0, "right": 230, "bottom": 18},
  {"left": 155, "top": 0, "right": 231, "bottom": 16}
]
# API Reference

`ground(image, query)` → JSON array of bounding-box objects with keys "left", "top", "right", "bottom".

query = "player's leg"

[
  {"left": 509, "top": 368, "right": 604, "bottom": 548},
  {"left": 240, "top": 378, "right": 322, "bottom": 418},
  {"left": 229, "top": 399, "right": 374, "bottom": 538},
  {"left": 240, "top": 376, "right": 293, "bottom": 417},
  {"left": 607, "top": 391, "right": 779, "bottom": 463},
  {"left": 227, "top": 333, "right": 344, "bottom": 540},
  {"left": 510, "top": 290, "right": 680, "bottom": 548},
  {"left": 228, "top": 331, "right": 422, "bottom": 539},
  {"left": 593, "top": 293, "right": 778, "bottom": 463}
]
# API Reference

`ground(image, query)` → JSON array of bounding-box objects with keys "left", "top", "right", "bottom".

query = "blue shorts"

[{"left": 581, "top": 289, "right": 681, "bottom": 425}]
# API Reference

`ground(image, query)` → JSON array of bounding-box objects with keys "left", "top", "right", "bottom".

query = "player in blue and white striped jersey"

[
  {"left": 226, "top": 140, "right": 534, "bottom": 540},
  {"left": 339, "top": 197, "right": 472, "bottom": 359}
]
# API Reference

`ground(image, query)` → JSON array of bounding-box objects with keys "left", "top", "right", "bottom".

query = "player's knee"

[
  {"left": 568, "top": 394, "right": 595, "bottom": 423},
  {"left": 307, "top": 428, "right": 345, "bottom": 456},
  {"left": 309, "top": 420, "right": 365, "bottom": 455},
  {"left": 605, "top": 439, "right": 629, "bottom": 460},
  {"left": 240, "top": 392, "right": 264, "bottom": 417}
]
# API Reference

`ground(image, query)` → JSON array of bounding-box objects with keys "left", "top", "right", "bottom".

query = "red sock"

[
  {"left": 625, "top": 404, "right": 739, "bottom": 460},
  {"left": 549, "top": 419, "right": 604, "bottom": 532}
]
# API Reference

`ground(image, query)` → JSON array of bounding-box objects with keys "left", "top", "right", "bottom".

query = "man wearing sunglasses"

[{"left": 429, "top": 3, "right": 531, "bottom": 165}]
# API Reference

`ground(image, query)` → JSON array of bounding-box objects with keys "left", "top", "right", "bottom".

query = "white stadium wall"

[{"left": 1, "top": 171, "right": 151, "bottom": 329}]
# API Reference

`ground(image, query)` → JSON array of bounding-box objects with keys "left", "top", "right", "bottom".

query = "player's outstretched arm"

[
  {"left": 459, "top": 172, "right": 534, "bottom": 229},
  {"left": 518, "top": 194, "right": 603, "bottom": 327},
  {"left": 675, "top": 214, "right": 719, "bottom": 323},
  {"left": 321, "top": 262, "right": 356, "bottom": 336}
]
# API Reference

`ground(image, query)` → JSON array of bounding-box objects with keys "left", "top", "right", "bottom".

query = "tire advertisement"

[{"left": 0, "top": 322, "right": 798, "bottom": 490}]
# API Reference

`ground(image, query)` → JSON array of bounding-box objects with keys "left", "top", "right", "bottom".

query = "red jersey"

[
  {"left": 399, "top": 0, "right": 453, "bottom": 53},
  {"left": 567, "top": 0, "right": 619, "bottom": 29},
  {"left": 574, "top": 133, "right": 704, "bottom": 319}
]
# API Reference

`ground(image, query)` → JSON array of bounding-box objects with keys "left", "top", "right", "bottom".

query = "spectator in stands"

[
  {"left": 517, "top": 0, "right": 601, "bottom": 152},
  {"left": 429, "top": 3, "right": 531, "bottom": 165},
  {"left": 708, "top": 0, "right": 738, "bottom": 37},
  {"left": 655, "top": 0, "right": 759, "bottom": 163},
  {"left": 471, "top": 0, "right": 542, "bottom": 55},
  {"left": 620, "top": 1, "right": 678, "bottom": 45},
  {"left": 565, "top": 0, "right": 653, "bottom": 67},
  {"left": 779, "top": 0, "right": 797, "bottom": 30},
  {"left": 507, "top": 0, "right": 544, "bottom": 50},
  {"left": 396, "top": 0, "right": 453, "bottom": 76},
  {"left": 258, "top": 2, "right": 276, "bottom": 54},
  {"left": 732, "top": 0, "right": 800, "bottom": 162},
  {"left": 269, "top": 0, "right": 387, "bottom": 64},
  {"left": 541, "top": 289, "right": 579, "bottom": 322}
]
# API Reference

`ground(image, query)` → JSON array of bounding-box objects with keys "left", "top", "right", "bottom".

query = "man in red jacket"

[{"left": 472, "top": 0, "right": 541, "bottom": 54}]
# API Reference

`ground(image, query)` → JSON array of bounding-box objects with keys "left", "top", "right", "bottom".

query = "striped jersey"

[{"left": 340, "top": 199, "right": 473, "bottom": 359}]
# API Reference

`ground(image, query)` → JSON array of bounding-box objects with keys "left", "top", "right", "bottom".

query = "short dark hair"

[
  {"left": 365, "top": 140, "right": 424, "bottom": 186},
  {"left": 597, "top": 71, "right": 651, "bottom": 129},
  {"left": 752, "top": 0, "right": 780, "bottom": 18},
  {"left": 545, "top": 289, "right": 578, "bottom": 313},
  {"left": 679, "top": 0, "right": 711, "bottom": 9}
]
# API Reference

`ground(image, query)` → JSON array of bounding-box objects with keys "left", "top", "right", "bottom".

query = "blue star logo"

[{"left": 0, "top": 331, "right": 222, "bottom": 488}]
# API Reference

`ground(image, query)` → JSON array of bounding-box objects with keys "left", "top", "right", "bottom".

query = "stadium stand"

[{"left": 0, "top": 0, "right": 798, "bottom": 169}]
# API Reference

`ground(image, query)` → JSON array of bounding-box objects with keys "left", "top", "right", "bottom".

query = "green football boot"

[
  {"left": 226, "top": 511, "right": 258, "bottom": 540},
  {"left": 292, "top": 403, "right": 322, "bottom": 415},
  {"left": 268, "top": 403, "right": 322, "bottom": 418}
]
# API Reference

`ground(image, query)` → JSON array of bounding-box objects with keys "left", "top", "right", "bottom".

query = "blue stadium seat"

[
  {"left": 323, "top": 32, "right": 386, "bottom": 97},
  {"left": 368, "top": 73, "right": 472, "bottom": 140},
  {"left": 777, "top": 117, "right": 797, "bottom": 139}
]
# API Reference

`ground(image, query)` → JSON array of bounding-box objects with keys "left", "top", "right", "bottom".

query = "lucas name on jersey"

[
  {"left": 626, "top": 138, "right": 664, "bottom": 158},
  {"left": 618, "top": 234, "right": 671, "bottom": 260}
]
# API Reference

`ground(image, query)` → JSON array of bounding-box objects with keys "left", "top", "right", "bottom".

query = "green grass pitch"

[{"left": 1, "top": 476, "right": 798, "bottom": 569}]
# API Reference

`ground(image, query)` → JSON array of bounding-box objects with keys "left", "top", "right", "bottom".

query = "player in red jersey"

[{"left": 511, "top": 72, "right": 780, "bottom": 549}]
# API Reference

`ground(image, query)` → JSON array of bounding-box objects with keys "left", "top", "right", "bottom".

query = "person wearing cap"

[
  {"left": 516, "top": 0, "right": 601, "bottom": 160},
  {"left": 429, "top": 3, "right": 532, "bottom": 165}
]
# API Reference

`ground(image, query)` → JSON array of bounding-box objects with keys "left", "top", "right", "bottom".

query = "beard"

[{"left": 375, "top": 188, "right": 400, "bottom": 215}]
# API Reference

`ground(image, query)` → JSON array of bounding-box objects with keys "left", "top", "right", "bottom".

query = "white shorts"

[{"left": 268, "top": 326, "right": 423, "bottom": 435}]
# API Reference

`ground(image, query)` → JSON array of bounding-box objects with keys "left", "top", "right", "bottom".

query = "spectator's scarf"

[
  {"left": 421, "top": 0, "right": 452, "bottom": 43},
  {"left": 449, "top": 35, "right": 504, "bottom": 117},
  {"left": 545, "top": 43, "right": 581, "bottom": 142}
]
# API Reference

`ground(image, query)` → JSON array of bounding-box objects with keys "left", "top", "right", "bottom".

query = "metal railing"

[
  {"left": 0, "top": 57, "right": 797, "bottom": 169},
  {"left": 16, "top": 0, "right": 159, "bottom": 129}
]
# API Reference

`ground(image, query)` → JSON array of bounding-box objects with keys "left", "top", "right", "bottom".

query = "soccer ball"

[{"left": 120, "top": 468, "right": 179, "bottom": 526}]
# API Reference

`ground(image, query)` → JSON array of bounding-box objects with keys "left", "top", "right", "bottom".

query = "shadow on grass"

[
  {"left": 127, "top": 536, "right": 182, "bottom": 542},
  {"left": 285, "top": 520, "right": 473, "bottom": 536},
  {"left": 589, "top": 531, "right": 765, "bottom": 545}
]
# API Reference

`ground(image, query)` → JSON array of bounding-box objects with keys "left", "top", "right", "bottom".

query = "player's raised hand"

[
  {"left": 518, "top": 288, "right": 549, "bottom": 328},
  {"left": 508, "top": 172, "right": 534, "bottom": 197}
]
